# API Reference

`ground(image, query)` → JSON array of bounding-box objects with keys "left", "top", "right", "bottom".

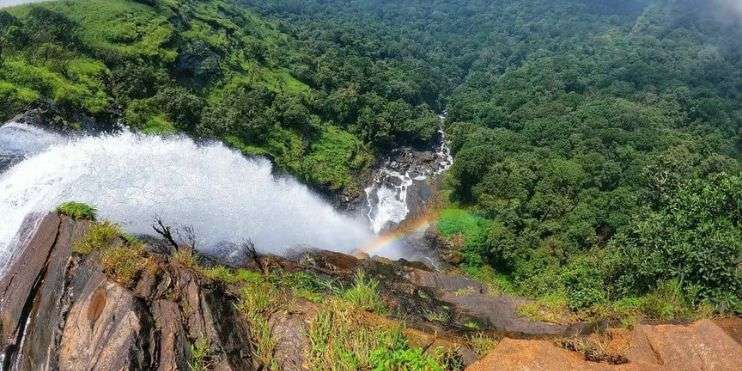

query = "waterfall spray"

[{"left": 0, "top": 129, "right": 379, "bottom": 274}]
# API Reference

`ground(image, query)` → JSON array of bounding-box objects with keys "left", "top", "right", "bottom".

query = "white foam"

[
  {"left": 0, "top": 131, "right": 376, "bottom": 273},
  {"left": 364, "top": 114, "right": 453, "bottom": 233},
  {"left": 0, "top": 122, "right": 63, "bottom": 156}
]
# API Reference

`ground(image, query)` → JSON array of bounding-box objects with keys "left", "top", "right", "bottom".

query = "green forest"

[{"left": 0, "top": 0, "right": 740, "bottom": 320}]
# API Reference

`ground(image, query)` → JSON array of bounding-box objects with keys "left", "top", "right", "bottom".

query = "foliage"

[
  {"left": 188, "top": 338, "right": 211, "bottom": 371},
  {"left": 466, "top": 333, "right": 499, "bottom": 358},
  {"left": 608, "top": 173, "right": 741, "bottom": 312},
  {"left": 171, "top": 247, "right": 201, "bottom": 269},
  {"left": 302, "top": 126, "right": 372, "bottom": 191},
  {"left": 239, "top": 281, "right": 279, "bottom": 369},
  {"left": 437, "top": 208, "right": 491, "bottom": 266},
  {"left": 342, "top": 270, "right": 387, "bottom": 313},
  {"left": 56, "top": 201, "right": 97, "bottom": 221},
  {"left": 307, "top": 299, "right": 443, "bottom": 370},
  {"left": 1, "top": 0, "right": 449, "bottom": 196},
  {"left": 369, "top": 346, "right": 444, "bottom": 371},
  {"left": 100, "top": 242, "right": 156, "bottom": 287},
  {"left": 516, "top": 293, "right": 578, "bottom": 325},
  {"left": 72, "top": 221, "right": 122, "bottom": 255},
  {"left": 8, "top": 0, "right": 740, "bottom": 320}
]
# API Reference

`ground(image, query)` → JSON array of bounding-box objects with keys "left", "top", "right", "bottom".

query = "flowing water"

[
  {"left": 0, "top": 116, "right": 453, "bottom": 277},
  {"left": 0, "top": 127, "right": 380, "bottom": 275},
  {"left": 364, "top": 116, "right": 453, "bottom": 233}
]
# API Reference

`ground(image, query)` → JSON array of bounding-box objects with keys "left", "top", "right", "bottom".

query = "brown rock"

[
  {"left": 268, "top": 302, "right": 318, "bottom": 370},
  {"left": 58, "top": 279, "right": 149, "bottom": 370},
  {"left": 0, "top": 214, "right": 61, "bottom": 353},
  {"left": 152, "top": 300, "right": 188, "bottom": 371},
  {"left": 467, "top": 319, "right": 742, "bottom": 371},
  {"left": 626, "top": 320, "right": 742, "bottom": 371},
  {"left": 467, "top": 338, "right": 653, "bottom": 371},
  {"left": 0, "top": 214, "right": 90, "bottom": 370},
  {"left": 713, "top": 317, "right": 742, "bottom": 344},
  {"left": 407, "top": 269, "right": 578, "bottom": 336}
]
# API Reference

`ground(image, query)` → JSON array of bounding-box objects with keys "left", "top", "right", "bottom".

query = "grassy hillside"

[{"left": 0, "top": 0, "right": 441, "bottom": 195}]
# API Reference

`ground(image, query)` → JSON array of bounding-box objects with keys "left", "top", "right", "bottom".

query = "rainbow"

[{"left": 355, "top": 211, "right": 440, "bottom": 257}]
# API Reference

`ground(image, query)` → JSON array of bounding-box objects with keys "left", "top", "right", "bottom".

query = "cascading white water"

[
  {"left": 0, "top": 121, "right": 63, "bottom": 157},
  {"left": 365, "top": 115, "right": 453, "bottom": 233},
  {"left": 0, "top": 129, "right": 378, "bottom": 274}
]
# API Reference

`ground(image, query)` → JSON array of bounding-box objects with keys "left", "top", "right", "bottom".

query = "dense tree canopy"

[{"left": 0, "top": 0, "right": 739, "bottom": 315}]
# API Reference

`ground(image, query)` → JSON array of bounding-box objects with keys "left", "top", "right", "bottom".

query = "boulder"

[
  {"left": 467, "top": 338, "right": 652, "bottom": 371},
  {"left": 58, "top": 280, "right": 150, "bottom": 370},
  {"left": 467, "top": 319, "right": 742, "bottom": 371},
  {"left": 268, "top": 302, "right": 318, "bottom": 370},
  {"left": 626, "top": 320, "right": 742, "bottom": 371}
]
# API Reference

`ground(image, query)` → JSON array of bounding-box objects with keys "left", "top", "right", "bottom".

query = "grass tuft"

[
  {"left": 308, "top": 299, "right": 444, "bottom": 370},
  {"left": 56, "top": 201, "right": 97, "bottom": 221},
  {"left": 100, "top": 241, "right": 157, "bottom": 287},
  {"left": 239, "top": 280, "right": 279, "bottom": 369},
  {"left": 188, "top": 337, "right": 211, "bottom": 371},
  {"left": 72, "top": 221, "right": 121, "bottom": 254},
  {"left": 342, "top": 270, "right": 386, "bottom": 313}
]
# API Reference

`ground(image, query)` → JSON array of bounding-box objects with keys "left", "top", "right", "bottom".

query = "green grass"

[
  {"left": 239, "top": 281, "right": 280, "bottom": 370},
  {"left": 436, "top": 208, "right": 492, "bottom": 265},
  {"left": 467, "top": 332, "right": 498, "bottom": 358},
  {"left": 0, "top": 57, "right": 108, "bottom": 113},
  {"left": 308, "top": 299, "right": 444, "bottom": 371},
  {"left": 171, "top": 247, "right": 202, "bottom": 269},
  {"left": 342, "top": 271, "right": 387, "bottom": 313},
  {"left": 461, "top": 264, "right": 516, "bottom": 295},
  {"left": 141, "top": 114, "right": 176, "bottom": 135},
  {"left": 100, "top": 241, "right": 157, "bottom": 287},
  {"left": 516, "top": 293, "right": 577, "bottom": 324},
  {"left": 20, "top": 0, "right": 177, "bottom": 62},
  {"left": 72, "top": 221, "right": 122, "bottom": 254},
  {"left": 56, "top": 201, "right": 97, "bottom": 220},
  {"left": 437, "top": 209, "right": 489, "bottom": 238},
  {"left": 188, "top": 338, "right": 211, "bottom": 371}
]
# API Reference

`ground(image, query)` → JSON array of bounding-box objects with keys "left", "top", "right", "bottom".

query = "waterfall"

[
  {"left": 364, "top": 116, "right": 453, "bottom": 233},
  {"left": 0, "top": 128, "right": 378, "bottom": 275}
]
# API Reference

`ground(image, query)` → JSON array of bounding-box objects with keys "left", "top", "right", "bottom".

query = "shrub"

[
  {"left": 467, "top": 333, "right": 498, "bottom": 358},
  {"left": 302, "top": 126, "right": 372, "bottom": 191},
  {"left": 516, "top": 293, "right": 577, "bottom": 324},
  {"left": 171, "top": 247, "right": 201, "bottom": 269},
  {"left": 639, "top": 280, "right": 695, "bottom": 321},
  {"left": 437, "top": 208, "right": 491, "bottom": 266},
  {"left": 561, "top": 259, "right": 607, "bottom": 310},
  {"left": 56, "top": 201, "right": 97, "bottom": 220},
  {"left": 369, "top": 344, "right": 444, "bottom": 371},
  {"left": 609, "top": 174, "right": 741, "bottom": 312},
  {"left": 72, "top": 221, "right": 121, "bottom": 254}
]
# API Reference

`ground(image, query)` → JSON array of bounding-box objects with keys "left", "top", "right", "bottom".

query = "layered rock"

[{"left": 0, "top": 214, "right": 255, "bottom": 370}]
